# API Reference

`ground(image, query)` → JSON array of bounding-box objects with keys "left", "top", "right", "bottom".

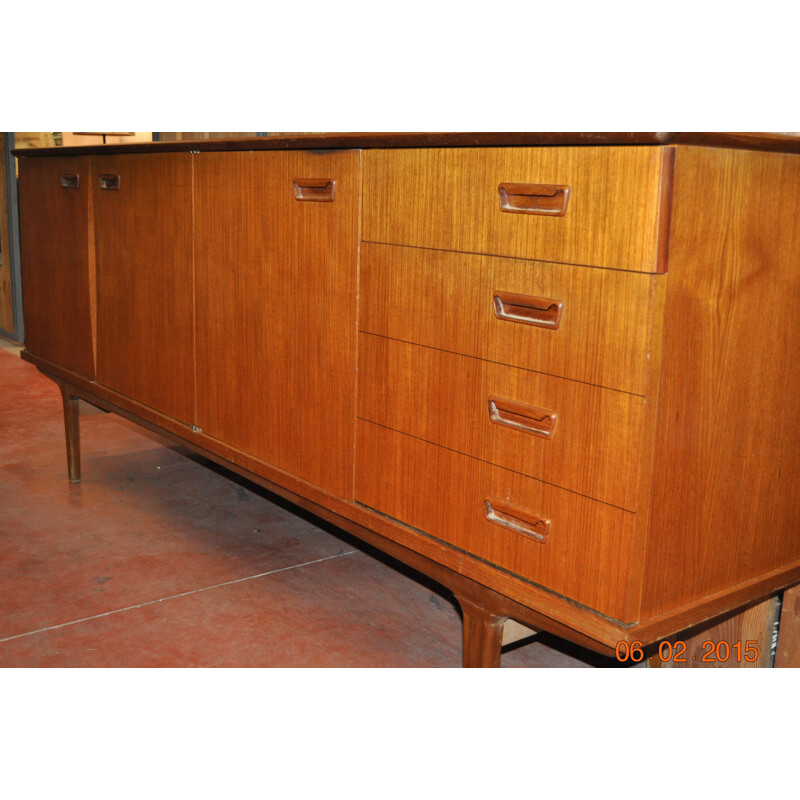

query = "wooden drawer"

[
  {"left": 358, "top": 335, "right": 644, "bottom": 510},
  {"left": 360, "top": 243, "right": 658, "bottom": 395},
  {"left": 355, "top": 421, "right": 636, "bottom": 620},
  {"left": 363, "top": 146, "right": 669, "bottom": 272}
]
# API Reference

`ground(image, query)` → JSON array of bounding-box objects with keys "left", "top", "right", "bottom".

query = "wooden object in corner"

[
  {"left": 650, "top": 596, "right": 780, "bottom": 668},
  {"left": 775, "top": 584, "right": 800, "bottom": 668}
]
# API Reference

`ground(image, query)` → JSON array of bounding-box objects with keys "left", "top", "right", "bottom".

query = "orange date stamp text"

[{"left": 615, "top": 640, "right": 760, "bottom": 663}]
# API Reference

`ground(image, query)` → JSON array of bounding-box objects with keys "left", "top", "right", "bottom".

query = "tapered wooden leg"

[
  {"left": 60, "top": 386, "right": 81, "bottom": 483},
  {"left": 458, "top": 597, "right": 507, "bottom": 668}
]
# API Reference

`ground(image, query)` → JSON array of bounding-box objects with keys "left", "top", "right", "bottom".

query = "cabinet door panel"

[
  {"left": 195, "top": 151, "right": 359, "bottom": 496},
  {"left": 18, "top": 156, "right": 95, "bottom": 378},
  {"left": 93, "top": 154, "right": 194, "bottom": 424}
]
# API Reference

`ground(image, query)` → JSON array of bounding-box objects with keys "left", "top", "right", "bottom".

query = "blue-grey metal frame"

[{"left": 2, "top": 133, "right": 23, "bottom": 341}]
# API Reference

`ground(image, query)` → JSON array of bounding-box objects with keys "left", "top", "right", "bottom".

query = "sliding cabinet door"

[
  {"left": 93, "top": 153, "right": 194, "bottom": 424},
  {"left": 18, "top": 156, "right": 95, "bottom": 378},
  {"left": 195, "top": 150, "right": 359, "bottom": 496}
]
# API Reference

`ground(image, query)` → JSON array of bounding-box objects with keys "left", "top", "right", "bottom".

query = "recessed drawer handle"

[
  {"left": 498, "top": 182, "right": 570, "bottom": 216},
  {"left": 493, "top": 291, "right": 564, "bottom": 330},
  {"left": 60, "top": 173, "right": 79, "bottom": 189},
  {"left": 484, "top": 498, "right": 550, "bottom": 543},
  {"left": 488, "top": 396, "right": 557, "bottom": 439},
  {"left": 293, "top": 178, "right": 336, "bottom": 202},
  {"left": 99, "top": 173, "right": 120, "bottom": 191}
]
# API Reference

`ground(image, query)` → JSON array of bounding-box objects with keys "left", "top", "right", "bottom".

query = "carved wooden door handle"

[
  {"left": 293, "top": 179, "right": 336, "bottom": 202},
  {"left": 493, "top": 291, "right": 564, "bottom": 330},
  {"left": 498, "top": 182, "right": 570, "bottom": 215},
  {"left": 484, "top": 498, "right": 550, "bottom": 542}
]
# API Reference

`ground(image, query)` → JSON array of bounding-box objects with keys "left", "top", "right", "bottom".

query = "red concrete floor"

[{"left": 0, "top": 341, "right": 624, "bottom": 667}]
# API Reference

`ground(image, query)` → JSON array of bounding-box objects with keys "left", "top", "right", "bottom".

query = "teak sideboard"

[{"left": 14, "top": 133, "right": 800, "bottom": 666}]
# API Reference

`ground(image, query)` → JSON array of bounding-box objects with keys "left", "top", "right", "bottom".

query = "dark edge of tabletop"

[{"left": 12, "top": 132, "right": 800, "bottom": 157}]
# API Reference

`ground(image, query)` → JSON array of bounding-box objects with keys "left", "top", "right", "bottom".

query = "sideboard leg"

[
  {"left": 458, "top": 597, "right": 507, "bottom": 668},
  {"left": 60, "top": 387, "right": 81, "bottom": 483}
]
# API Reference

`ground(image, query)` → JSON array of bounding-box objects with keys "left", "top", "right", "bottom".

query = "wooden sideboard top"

[{"left": 13, "top": 131, "right": 800, "bottom": 157}]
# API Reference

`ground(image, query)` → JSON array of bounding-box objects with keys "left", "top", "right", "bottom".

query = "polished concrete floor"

[{"left": 0, "top": 339, "right": 623, "bottom": 667}]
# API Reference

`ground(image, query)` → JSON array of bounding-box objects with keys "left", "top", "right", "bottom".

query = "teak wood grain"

[
  {"left": 359, "top": 243, "right": 658, "bottom": 395},
  {"left": 357, "top": 333, "right": 645, "bottom": 510},
  {"left": 640, "top": 146, "right": 800, "bottom": 619},
  {"left": 93, "top": 153, "right": 195, "bottom": 424},
  {"left": 362, "top": 147, "right": 667, "bottom": 272},
  {"left": 193, "top": 150, "right": 359, "bottom": 497},
  {"left": 15, "top": 135, "right": 800, "bottom": 666},
  {"left": 458, "top": 598, "right": 506, "bottom": 668},
  {"left": 17, "top": 156, "right": 95, "bottom": 378},
  {"left": 355, "top": 420, "right": 636, "bottom": 621}
]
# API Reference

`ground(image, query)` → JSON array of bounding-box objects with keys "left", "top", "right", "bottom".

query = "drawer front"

[
  {"left": 360, "top": 243, "right": 656, "bottom": 395},
  {"left": 356, "top": 421, "right": 636, "bottom": 620},
  {"left": 358, "top": 335, "right": 644, "bottom": 510},
  {"left": 363, "top": 146, "right": 668, "bottom": 272}
]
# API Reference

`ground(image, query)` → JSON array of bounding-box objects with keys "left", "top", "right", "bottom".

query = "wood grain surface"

[
  {"left": 194, "top": 150, "right": 359, "bottom": 497},
  {"left": 94, "top": 153, "right": 195, "bottom": 423},
  {"left": 641, "top": 146, "right": 800, "bottom": 618},
  {"left": 357, "top": 333, "right": 645, "bottom": 510},
  {"left": 362, "top": 147, "right": 666, "bottom": 271},
  {"left": 355, "top": 421, "right": 637, "bottom": 621},
  {"left": 17, "top": 156, "right": 95, "bottom": 377},
  {"left": 359, "top": 243, "right": 658, "bottom": 394},
  {"left": 458, "top": 597, "right": 506, "bottom": 668},
  {"left": 17, "top": 138, "right": 800, "bottom": 663}
]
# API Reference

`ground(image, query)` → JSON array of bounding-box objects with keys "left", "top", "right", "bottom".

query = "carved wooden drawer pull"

[
  {"left": 488, "top": 396, "right": 557, "bottom": 439},
  {"left": 498, "top": 182, "right": 570, "bottom": 216},
  {"left": 293, "top": 178, "right": 336, "bottom": 202},
  {"left": 99, "top": 173, "right": 121, "bottom": 191},
  {"left": 493, "top": 290, "right": 564, "bottom": 330},
  {"left": 484, "top": 498, "right": 550, "bottom": 542},
  {"left": 60, "top": 173, "right": 79, "bottom": 189}
]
